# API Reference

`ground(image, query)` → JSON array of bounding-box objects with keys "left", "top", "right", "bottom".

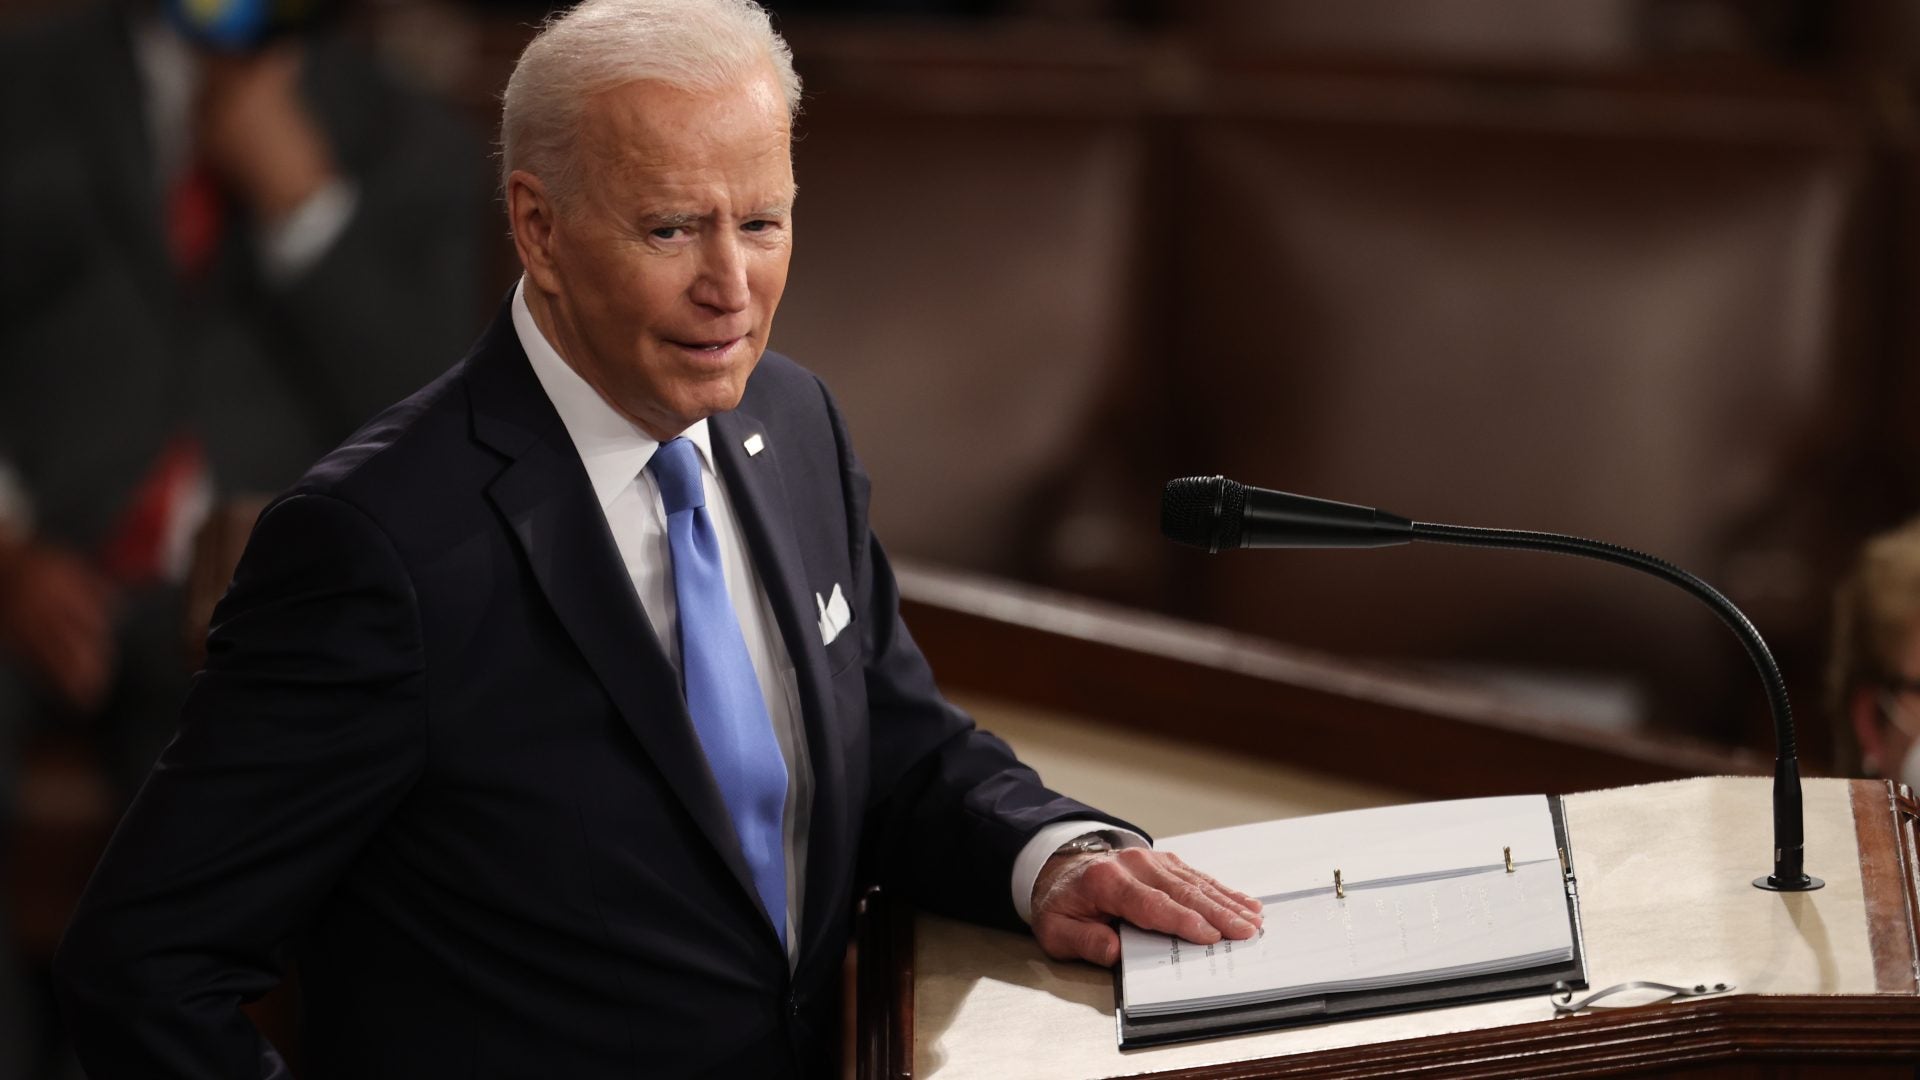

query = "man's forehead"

[
  {"left": 584, "top": 72, "right": 790, "bottom": 153},
  {"left": 601, "top": 127, "right": 794, "bottom": 178},
  {"left": 591, "top": 146, "right": 797, "bottom": 211}
]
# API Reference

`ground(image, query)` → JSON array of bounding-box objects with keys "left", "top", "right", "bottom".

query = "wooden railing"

[{"left": 894, "top": 559, "right": 1768, "bottom": 800}]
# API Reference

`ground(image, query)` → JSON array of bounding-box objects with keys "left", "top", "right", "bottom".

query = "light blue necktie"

[{"left": 649, "top": 437, "right": 788, "bottom": 947}]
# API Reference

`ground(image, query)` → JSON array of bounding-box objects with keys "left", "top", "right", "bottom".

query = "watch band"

[{"left": 1056, "top": 832, "right": 1115, "bottom": 857}]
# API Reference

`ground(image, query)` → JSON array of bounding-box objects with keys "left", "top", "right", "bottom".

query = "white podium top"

[{"left": 911, "top": 776, "right": 1886, "bottom": 1079}]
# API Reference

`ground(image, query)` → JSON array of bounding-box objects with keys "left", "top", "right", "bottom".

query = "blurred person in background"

[
  {"left": 0, "top": 0, "right": 486, "bottom": 1075},
  {"left": 1828, "top": 517, "right": 1920, "bottom": 789}
]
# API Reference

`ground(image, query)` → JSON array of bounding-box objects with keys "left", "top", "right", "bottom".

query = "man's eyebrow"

[{"left": 640, "top": 201, "right": 793, "bottom": 226}]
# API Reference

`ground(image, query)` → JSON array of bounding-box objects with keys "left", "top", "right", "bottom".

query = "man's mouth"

[{"left": 669, "top": 336, "right": 743, "bottom": 355}]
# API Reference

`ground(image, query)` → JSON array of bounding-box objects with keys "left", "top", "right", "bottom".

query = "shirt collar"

[{"left": 512, "top": 277, "right": 715, "bottom": 510}]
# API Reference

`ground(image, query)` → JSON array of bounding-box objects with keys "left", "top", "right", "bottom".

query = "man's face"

[{"left": 526, "top": 70, "right": 795, "bottom": 439}]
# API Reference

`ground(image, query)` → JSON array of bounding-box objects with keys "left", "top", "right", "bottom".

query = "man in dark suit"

[{"left": 53, "top": 1, "right": 1261, "bottom": 1075}]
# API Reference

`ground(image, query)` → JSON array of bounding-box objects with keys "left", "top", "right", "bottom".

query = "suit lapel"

[
  {"left": 709, "top": 408, "right": 851, "bottom": 962},
  {"left": 467, "top": 316, "right": 765, "bottom": 933}
]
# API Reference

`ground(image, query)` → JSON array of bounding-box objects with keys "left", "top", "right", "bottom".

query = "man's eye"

[
  {"left": 743, "top": 219, "right": 778, "bottom": 233},
  {"left": 650, "top": 226, "right": 684, "bottom": 240}
]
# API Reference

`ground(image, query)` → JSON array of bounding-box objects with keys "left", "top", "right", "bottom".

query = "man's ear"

[
  {"left": 507, "top": 170, "right": 563, "bottom": 294},
  {"left": 1852, "top": 686, "right": 1886, "bottom": 776}
]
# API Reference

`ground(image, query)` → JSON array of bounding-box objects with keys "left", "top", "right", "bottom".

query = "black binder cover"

[{"left": 1116, "top": 796, "right": 1588, "bottom": 1050}]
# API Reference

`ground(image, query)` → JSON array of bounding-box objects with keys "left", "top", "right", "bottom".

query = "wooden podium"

[
  {"left": 854, "top": 566, "right": 1920, "bottom": 1078},
  {"left": 856, "top": 776, "right": 1920, "bottom": 1078}
]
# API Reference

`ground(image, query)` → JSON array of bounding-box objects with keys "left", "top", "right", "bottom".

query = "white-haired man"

[{"left": 54, "top": 2, "right": 1259, "bottom": 1075}]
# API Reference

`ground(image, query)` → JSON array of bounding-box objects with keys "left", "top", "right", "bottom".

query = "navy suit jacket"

[{"left": 55, "top": 305, "right": 1121, "bottom": 1078}]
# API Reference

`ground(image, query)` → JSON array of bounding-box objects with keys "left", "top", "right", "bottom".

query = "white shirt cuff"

[
  {"left": 0, "top": 459, "right": 34, "bottom": 540},
  {"left": 258, "top": 177, "right": 359, "bottom": 283},
  {"left": 1011, "top": 819, "right": 1149, "bottom": 924}
]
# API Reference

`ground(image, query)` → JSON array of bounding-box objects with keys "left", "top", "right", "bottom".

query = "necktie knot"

[{"left": 649, "top": 437, "right": 706, "bottom": 516}]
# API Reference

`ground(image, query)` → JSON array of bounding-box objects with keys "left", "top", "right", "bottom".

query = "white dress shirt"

[
  {"left": 514, "top": 283, "right": 811, "bottom": 960},
  {"left": 511, "top": 280, "right": 1138, "bottom": 941}
]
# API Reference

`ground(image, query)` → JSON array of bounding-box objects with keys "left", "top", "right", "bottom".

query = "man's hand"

[
  {"left": 1030, "top": 847, "right": 1263, "bottom": 967},
  {"left": 196, "top": 45, "right": 339, "bottom": 222},
  {"left": 0, "top": 538, "right": 119, "bottom": 712}
]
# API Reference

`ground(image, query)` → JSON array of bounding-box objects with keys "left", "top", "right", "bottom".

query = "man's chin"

[{"left": 649, "top": 384, "right": 754, "bottom": 437}]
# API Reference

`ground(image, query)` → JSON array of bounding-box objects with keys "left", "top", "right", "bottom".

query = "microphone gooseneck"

[
  {"left": 1409, "top": 522, "right": 1813, "bottom": 892},
  {"left": 1159, "top": 476, "right": 1821, "bottom": 893}
]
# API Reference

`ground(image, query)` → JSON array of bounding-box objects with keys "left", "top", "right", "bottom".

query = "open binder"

[{"left": 1116, "top": 795, "right": 1588, "bottom": 1050}]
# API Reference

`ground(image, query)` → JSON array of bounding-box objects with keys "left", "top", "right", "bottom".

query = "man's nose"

[{"left": 690, "top": 233, "right": 751, "bottom": 314}]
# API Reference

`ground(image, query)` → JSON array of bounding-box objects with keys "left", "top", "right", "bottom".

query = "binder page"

[{"left": 1119, "top": 795, "right": 1572, "bottom": 1015}]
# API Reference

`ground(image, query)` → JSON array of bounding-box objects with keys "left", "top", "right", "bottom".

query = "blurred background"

[{"left": 3, "top": 0, "right": 1919, "bottom": 1076}]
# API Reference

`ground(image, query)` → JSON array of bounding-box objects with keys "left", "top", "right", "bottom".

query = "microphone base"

[{"left": 1753, "top": 873, "right": 1825, "bottom": 892}]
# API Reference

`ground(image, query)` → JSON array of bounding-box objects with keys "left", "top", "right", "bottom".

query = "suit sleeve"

[
  {"left": 54, "top": 492, "right": 427, "bottom": 1079},
  {"left": 814, "top": 380, "right": 1141, "bottom": 931}
]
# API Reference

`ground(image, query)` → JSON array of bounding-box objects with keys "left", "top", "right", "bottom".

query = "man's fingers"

[
  {"left": 1162, "top": 852, "right": 1263, "bottom": 912},
  {"left": 1093, "top": 853, "right": 1257, "bottom": 943},
  {"left": 1166, "top": 863, "right": 1263, "bottom": 931},
  {"left": 1211, "top": 877, "right": 1264, "bottom": 912},
  {"left": 1040, "top": 851, "right": 1267, "bottom": 956},
  {"left": 1036, "top": 915, "right": 1120, "bottom": 967},
  {"left": 1165, "top": 861, "right": 1256, "bottom": 914},
  {"left": 1166, "top": 875, "right": 1260, "bottom": 940},
  {"left": 1118, "top": 853, "right": 1258, "bottom": 938},
  {"left": 1098, "top": 872, "right": 1222, "bottom": 945}
]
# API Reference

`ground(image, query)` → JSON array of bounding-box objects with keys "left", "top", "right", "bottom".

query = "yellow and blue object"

[{"left": 164, "top": 0, "right": 331, "bottom": 52}]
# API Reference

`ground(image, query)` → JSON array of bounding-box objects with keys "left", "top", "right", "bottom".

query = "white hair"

[{"left": 500, "top": 0, "right": 801, "bottom": 206}]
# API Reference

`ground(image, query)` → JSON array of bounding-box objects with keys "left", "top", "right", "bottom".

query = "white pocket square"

[{"left": 816, "top": 583, "right": 851, "bottom": 645}]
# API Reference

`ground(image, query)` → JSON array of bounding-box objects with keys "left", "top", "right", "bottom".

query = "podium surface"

[{"left": 884, "top": 776, "right": 1920, "bottom": 1078}]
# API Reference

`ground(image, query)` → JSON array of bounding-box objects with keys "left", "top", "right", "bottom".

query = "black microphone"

[{"left": 1161, "top": 475, "right": 1821, "bottom": 893}]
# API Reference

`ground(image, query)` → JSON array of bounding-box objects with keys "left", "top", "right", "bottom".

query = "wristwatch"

[{"left": 1055, "top": 832, "right": 1115, "bottom": 857}]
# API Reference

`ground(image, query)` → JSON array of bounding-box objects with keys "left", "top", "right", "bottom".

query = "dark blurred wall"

[{"left": 760, "top": 1, "right": 1919, "bottom": 759}]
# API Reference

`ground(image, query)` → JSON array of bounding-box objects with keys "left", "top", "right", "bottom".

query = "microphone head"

[{"left": 1161, "top": 476, "right": 1246, "bottom": 552}]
